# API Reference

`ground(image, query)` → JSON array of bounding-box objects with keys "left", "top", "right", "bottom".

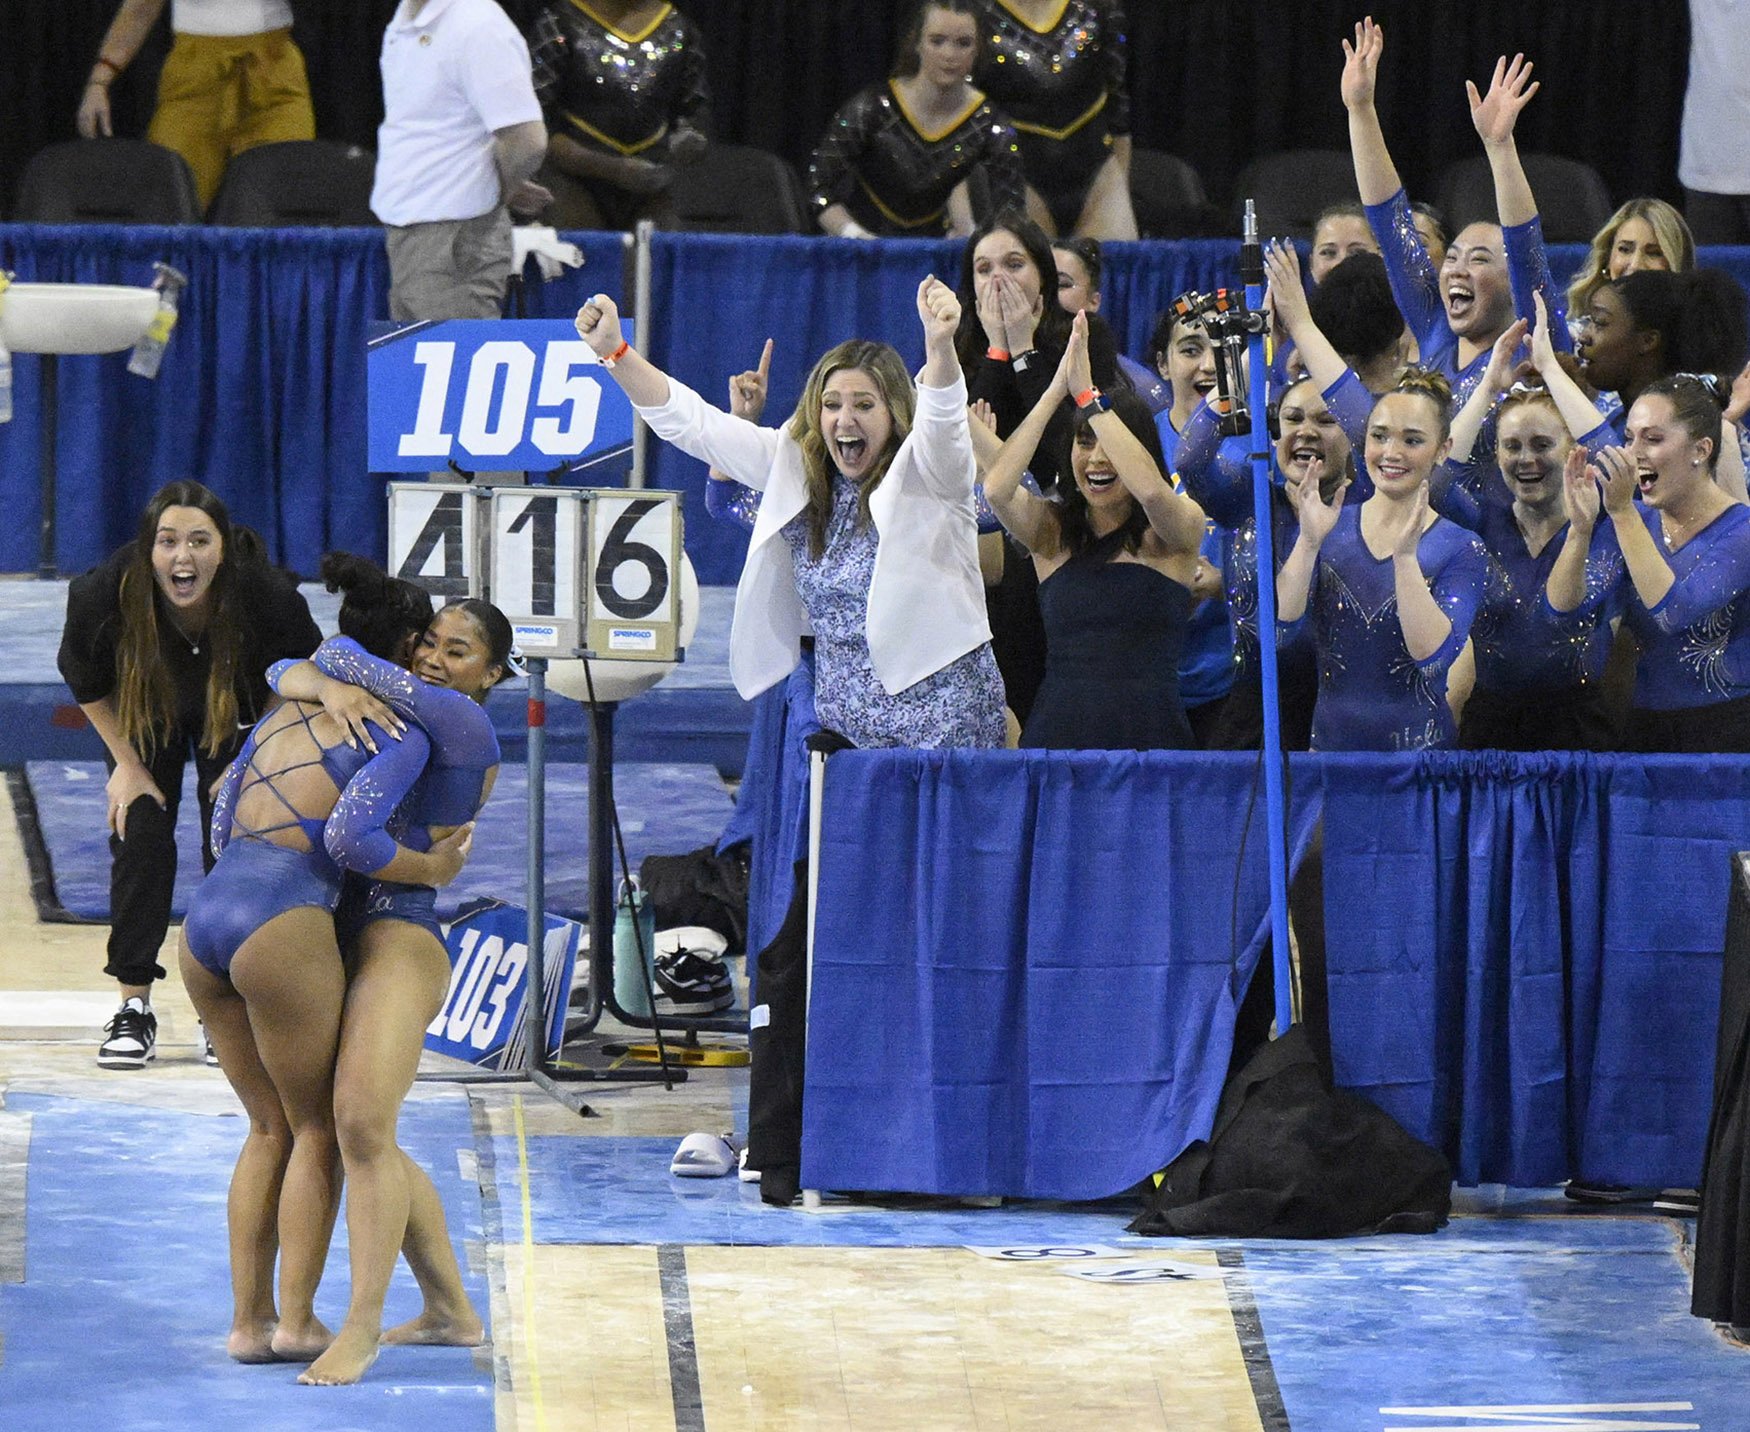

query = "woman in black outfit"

[{"left": 57, "top": 480, "right": 320, "bottom": 1068}]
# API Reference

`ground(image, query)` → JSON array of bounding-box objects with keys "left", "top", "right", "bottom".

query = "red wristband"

[
  {"left": 602, "top": 339, "right": 631, "bottom": 368},
  {"left": 1073, "top": 386, "right": 1100, "bottom": 409},
  {"left": 92, "top": 56, "right": 121, "bottom": 81},
  {"left": 986, "top": 346, "right": 1010, "bottom": 362}
]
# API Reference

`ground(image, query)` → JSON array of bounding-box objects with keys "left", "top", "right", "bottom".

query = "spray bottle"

[{"left": 127, "top": 262, "right": 187, "bottom": 379}]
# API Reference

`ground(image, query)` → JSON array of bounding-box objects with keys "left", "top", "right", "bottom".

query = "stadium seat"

[
  {"left": 1435, "top": 153, "right": 1614, "bottom": 244},
  {"left": 1129, "top": 148, "right": 1223, "bottom": 237},
  {"left": 13, "top": 139, "right": 200, "bottom": 225},
  {"left": 668, "top": 144, "right": 808, "bottom": 235},
  {"left": 1231, "top": 149, "right": 1360, "bottom": 241},
  {"left": 207, "top": 140, "right": 378, "bottom": 226}
]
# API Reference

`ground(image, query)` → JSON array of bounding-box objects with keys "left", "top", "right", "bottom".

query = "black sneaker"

[
  {"left": 98, "top": 998, "right": 157, "bottom": 1069},
  {"left": 653, "top": 948, "right": 734, "bottom": 1015},
  {"left": 1652, "top": 1187, "right": 1700, "bottom": 1215}
]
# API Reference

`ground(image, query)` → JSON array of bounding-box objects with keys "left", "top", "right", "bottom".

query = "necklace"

[{"left": 165, "top": 615, "right": 204, "bottom": 656}]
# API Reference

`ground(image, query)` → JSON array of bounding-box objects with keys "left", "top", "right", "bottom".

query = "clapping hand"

[
  {"left": 1484, "top": 316, "right": 1530, "bottom": 394},
  {"left": 1063, "top": 310, "right": 1092, "bottom": 398},
  {"left": 1562, "top": 445, "right": 1601, "bottom": 531},
  {"left": 1590, "top": 445, "right": 1638, "bottom": 516},
  {"left": 1286, "top": 461, "right": 1350, "bottom": 545},
  {"left": 1374, "top": 482, "right": 1431, "bottom": 559},
  {"left": 1263, "top": 240, "right": 1310, "bottom": 334}
]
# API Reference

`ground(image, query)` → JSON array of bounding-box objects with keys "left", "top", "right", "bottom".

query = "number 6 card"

[{"left": 586, "top": 491, "right": 682, "bottom": 661}]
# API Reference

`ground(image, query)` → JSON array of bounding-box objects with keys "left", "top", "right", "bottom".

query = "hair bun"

[{"left": 320, "top": 550, "right": 388, "bottom": 601}]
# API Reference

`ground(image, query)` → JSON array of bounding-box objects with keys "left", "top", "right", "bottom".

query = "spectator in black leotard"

[{"left": 808, "top": 0, "right": 1025, "bottom": 238}]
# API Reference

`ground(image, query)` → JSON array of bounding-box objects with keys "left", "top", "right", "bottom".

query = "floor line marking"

[
  {"left": 658, "top": 1244, "right": 706, "bottom": 1432},
  {"left": 1218, "top": 1245, "right": 1291, "bottom": 1431},
  {"left": 514, "top": 1094, "right": 548, "bottom": 1432}
]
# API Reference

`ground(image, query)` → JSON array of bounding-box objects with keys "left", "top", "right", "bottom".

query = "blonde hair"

[
  {"left": 1565, "top": 199, "right": 1695, "bottom": 319},
  {"left": 788, "top": 341, "right": 916, "bottom": 559}
]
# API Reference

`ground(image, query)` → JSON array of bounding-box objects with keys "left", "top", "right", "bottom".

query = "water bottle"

[
  {"left": 612, "top": 876, "right": 657, "bottom": 1017},
  {"left": 127, "top": 262, "right": 187, "bottom": 379}
]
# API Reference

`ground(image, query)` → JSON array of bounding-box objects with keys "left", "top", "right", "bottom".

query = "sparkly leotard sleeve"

[
  {"left": 706, "top": 476, "right": 761, "bottom": 532},
  {"left": 322, "top": 725, "right": 436, "bottom": 875},
  {"left": 807, "top": 83, "right": 1026, "bottom": 235},
  {"left": 1364, "top": 188, "right": 1454, "bottom": 375},
  {"left": 1582, "top": 503, "right": 1750, "bottom": 708},
  {"left": 1502, "top": 214, "right": 1573, "bottom": 354}
]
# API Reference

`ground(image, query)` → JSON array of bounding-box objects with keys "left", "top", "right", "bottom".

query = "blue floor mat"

[
  {"left": 0, "top": 1090, "right": 491, "bottom": 1432},
  {"left": 22, "top": 759, "right": 733, "bottom": 924}
]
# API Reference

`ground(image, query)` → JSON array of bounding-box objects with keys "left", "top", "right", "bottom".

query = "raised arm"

[
  {"left": 1342, "top": 18, "right": 1401, "bottom": 206},
  {"left": 1467, "top": 54, "right": 1539, "bottom": 227},
  {"left": 983, "top": 349, "right": 1072, "bottom": 553},
  {"left": 1265, "top": 240, "right": 1346, "bottom": 393},
  {"left": 576, "top": 294, "right": 783, "bottom": 486}
]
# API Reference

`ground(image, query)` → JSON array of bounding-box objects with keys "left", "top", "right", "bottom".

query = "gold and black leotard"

[
  {"left": 807, "top": 82, "right": 1026, "bottom": 235},
  {"left": 971, "top": 0, "right": 1130, "bottom": 232},
  {"left": 530, "top": 0, "right": 710, "bottom": 160}
]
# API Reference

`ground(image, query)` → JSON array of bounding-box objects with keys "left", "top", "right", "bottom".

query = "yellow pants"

[{"left": 147, "top": 28, "right": 315, "bottom": 210}]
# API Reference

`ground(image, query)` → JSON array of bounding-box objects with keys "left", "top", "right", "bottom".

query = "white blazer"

[{"left": 637, "top": 371, "right": 992, "bottom": 699}]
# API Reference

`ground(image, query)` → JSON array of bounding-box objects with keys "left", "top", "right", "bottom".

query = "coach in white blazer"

[{"left": 575, "top": 279, "right": 1005, "bottom": 749}]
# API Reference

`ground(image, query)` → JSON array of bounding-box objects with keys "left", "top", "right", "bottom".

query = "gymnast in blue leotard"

[
  {"left": 1548, "top": 375, "right": 1750, "bottom": 752},
  {"left": 1342, "top": 21, "right": 1538, "bottom": 415},
  {"left": 1427, "top": 307, "right": 1628, "bottom": 750},
  {"left": 1277, "top": 367, "right": 1493, "bottom": 752},
  {"left": 176, "top": 556, "right": 469, "bottom": 1370},
  {"left": 265, "top": 593, "right": 508, "bottom": 1385}
]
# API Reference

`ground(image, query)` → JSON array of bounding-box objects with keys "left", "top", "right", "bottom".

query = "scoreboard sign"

[
  {"left": 387, "top": 482, "right": 683, "bottom": 660},
  {"left": 368, "top": 319, "right": 635, "bottom": 474}
]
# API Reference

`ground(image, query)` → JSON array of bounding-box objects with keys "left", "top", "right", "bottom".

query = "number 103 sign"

[{"left": 389, "top": 483, "right": 682, "bottom": 661}]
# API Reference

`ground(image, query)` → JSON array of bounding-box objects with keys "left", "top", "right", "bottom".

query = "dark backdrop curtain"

[{"left": 5, "top": 2, "right": 1690, "bottom": 224}]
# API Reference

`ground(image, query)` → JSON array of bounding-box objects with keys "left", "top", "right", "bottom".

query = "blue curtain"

[
  {"left": 801, "top": 747, "right": 1323, "bottom": 1201},
  {"left": 1322, "top": 751, "right": 1750, "bottom": 1189},
  {"left": 7, "top": 224, "right": 1750, "bottom": 584}
]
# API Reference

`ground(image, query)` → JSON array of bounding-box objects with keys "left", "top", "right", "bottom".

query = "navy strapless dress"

[{"left": 1020, "top": 545, "right": 1196, "bottom": 751}]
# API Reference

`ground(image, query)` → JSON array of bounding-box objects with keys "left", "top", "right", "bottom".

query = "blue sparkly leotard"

[
  {"left": 1292, "top": 505, "right": 1492, "bottom": 752},
  {"left": 270, "top": 637, "right": 502, "bottom": 946},
  {"left": 184, "top": 702, "right": 433, "bottom": 977},
  {"left": 1576, "top": 502, "right": 1750, "bottom": 712}
]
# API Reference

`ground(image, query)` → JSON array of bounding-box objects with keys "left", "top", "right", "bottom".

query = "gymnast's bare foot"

[
  {"left": 269, "top": 1315, "right": 334, "bottom": 1362},
  {"left": 227, "top": 1317, "right": 281, "bottom": 1363},
  {"left": 381, "top": 1304, "right": 486, "bottom": 1347},
  {"left": 299, "top": 1324, "right": 381, "bottom": 1386}
]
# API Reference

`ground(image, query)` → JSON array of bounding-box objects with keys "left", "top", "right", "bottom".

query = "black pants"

[{"left": 104, "top": 730, "right": 241, "bottom": 987}]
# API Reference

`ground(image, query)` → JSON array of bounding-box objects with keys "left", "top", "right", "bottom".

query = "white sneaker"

[
  {"left": 199, "top": 1024, "right": 220, "bottom": 1068},
  {"left": 97, "top": 998, "right": 157, "bottom": 1069}
]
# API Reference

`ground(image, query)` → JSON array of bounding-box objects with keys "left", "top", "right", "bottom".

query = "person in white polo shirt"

[
  {"left": 371, "top": 0, "right": 551, "bottom": 322},
  {"left": 75, "top": 0, "right": 316, "bottom": 210}
]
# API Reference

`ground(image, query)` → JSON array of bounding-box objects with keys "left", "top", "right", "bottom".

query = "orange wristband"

[
  {"left": 602, "top": 339, "right": 631, "bottom": 368},
  {"left": 1073, "top": 387, "right": 1100, "bottom": 408},
  {"left": 986, "top": 346, "right": 1010, "bottom": 362}
]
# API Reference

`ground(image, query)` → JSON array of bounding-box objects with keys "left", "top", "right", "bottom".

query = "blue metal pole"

[{"left": 1238, "top": 200, "right": 1295, "bottom": 1035}]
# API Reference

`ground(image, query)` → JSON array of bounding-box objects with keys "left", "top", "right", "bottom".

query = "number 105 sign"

[
  {"left": 389, "top": 483, "right": 683, "bottom": 661},
  {"left": 368, "top": 319, "right": 635, "bottom": 473}
]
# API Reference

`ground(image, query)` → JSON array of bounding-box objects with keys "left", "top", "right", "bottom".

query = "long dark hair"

[
  {"left": 1639, "top": 373, "right": 1726, "bottom": 473},
  {"left": 892, "top": 0, "right": 983, "bottom": 78},
  {"left": 116, "top": 480, "right": 249, "bottom": 759},
  {"left": 1053, "top": 389, "right": 1164, "bottom": 558},
  {"left": 953, "top": 209, "right": 1071, "bottom": 371},
  {"left": 321, "top": 551, "right": 433, "bottom": 664}
]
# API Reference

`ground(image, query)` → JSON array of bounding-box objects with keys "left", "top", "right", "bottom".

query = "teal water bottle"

[{"left": 612, "top": 877, "right": 656, "bottom": 1017}]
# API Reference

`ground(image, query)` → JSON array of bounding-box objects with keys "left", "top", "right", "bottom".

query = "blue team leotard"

[
  {"left": 184, "top": 702, "right": 433, "bottom": 976},
  {"left": 270, "top": 638, "right": 502, "bottom": 946},
  {"left": 1575, "top": 502, "right": 1750, "bottom": 712},
  {"left": 1293, "top": 505, "right": 1492, "bottom": 752}
]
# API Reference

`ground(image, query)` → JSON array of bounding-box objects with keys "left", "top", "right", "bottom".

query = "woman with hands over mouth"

[
  {"left": 979, "top": 311, "right": 1207, "bottom": 749},
  {"left": 1547, "top": 375, "right": 1750, "bottom": 751},
  {"left": 576, "top": 279, "right": 1004, "bottom": 748}
]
